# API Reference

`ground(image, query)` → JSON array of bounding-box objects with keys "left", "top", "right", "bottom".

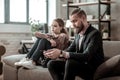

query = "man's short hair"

[{"left": 70, "top": 8, "right": 86, "bottom": 18}]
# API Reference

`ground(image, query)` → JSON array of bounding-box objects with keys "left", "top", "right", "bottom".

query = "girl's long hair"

[{"left": 54, "top": 18, "right": 69, "bottom": 38}]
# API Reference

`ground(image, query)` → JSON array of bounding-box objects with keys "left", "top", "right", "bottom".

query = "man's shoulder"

[
  {"left": 88, "top": 25, "right": 100, "bottom": 34},
  {"left": 86, "top": 27, "right": 99, "bottom": 39}
]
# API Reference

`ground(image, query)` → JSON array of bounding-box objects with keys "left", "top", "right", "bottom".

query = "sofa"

[
  {"left": 0, "top": 45, "right": 6, "bottom": 75},
  {"left": 2, "top": 41, "right": 120, "bottom": 80}
]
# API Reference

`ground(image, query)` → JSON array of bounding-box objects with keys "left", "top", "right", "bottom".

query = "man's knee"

[
  {"left": 65, "top": 59, "right": 79, "bottom": 71},
  {"left": 47, "top": 60, "right": 54, "bottom": 69},
  {"left": 66, "top": 59, "right": 79, "bottom": 67}
]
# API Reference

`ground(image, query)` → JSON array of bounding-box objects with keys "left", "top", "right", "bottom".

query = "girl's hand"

[
  {"left": 34, "top": 32, "right": 48, "bottom": 38},
  {"left": 49, "top": 39, "right": 56, "bottom": 47},
  {"left": 34, "top": 32, "right": 41, "bottom": 37}
]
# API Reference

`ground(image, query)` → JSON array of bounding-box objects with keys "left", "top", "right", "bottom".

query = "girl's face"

[{"left": 51, "top": 21, "right": 62, "bottom": 34}]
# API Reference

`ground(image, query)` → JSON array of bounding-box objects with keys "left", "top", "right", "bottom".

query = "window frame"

[{"left": 4, "top": 0, "right": 48, "bottom": 24}]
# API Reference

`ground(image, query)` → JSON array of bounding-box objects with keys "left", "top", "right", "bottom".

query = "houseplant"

[
  {"left": 29, "top": 18, "right": 42, "bottom": 36},
  {"left": 29, "top": 18, "right": 42, "bottom": 42},
  {"left": 102, "top": 29, "right": 109, "bottom": 39}
]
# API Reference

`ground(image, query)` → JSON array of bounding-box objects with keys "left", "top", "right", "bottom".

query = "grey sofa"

[
  {"left": 2, "top": 41, "right": 120, "bottom": 80},
  {"left": 0, "top": 45, "right": 6, "bottom": 74}
]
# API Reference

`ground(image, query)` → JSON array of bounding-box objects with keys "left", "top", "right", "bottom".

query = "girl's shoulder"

[
  {"left": 59, "top": 33, "right": 68, "bottom": 37},
  {"left": 59, "top": 33, "right": 69, "bottom": 40}
]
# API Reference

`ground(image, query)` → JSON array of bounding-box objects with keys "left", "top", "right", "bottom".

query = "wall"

[
  {"left": 60, "top": 0, "right": 120, "bottom": 41},
  {"left": 0, "top": 24, "right": 32, "bottom": 56},
  {"left": 0, "top": 24, "right": 31, "bottom": 33},
  {"left": 83, "top": 0, "right": 119, "bottom": 40},
  {"left": 0, "top": 33, "right": 32, "bottom": 57},
  {"left": 56, "top": 0, "right": 68, "bottom": 20},
  {"left": 111, "top": 0, "right": 120, "bottom": 40},
  {"left": 0, "top": 0, "right": 120, "bottom": 56}
]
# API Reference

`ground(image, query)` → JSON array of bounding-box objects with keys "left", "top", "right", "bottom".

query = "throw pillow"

[{"left": 94, "top": 55, "right": 120, "bottom": 80}]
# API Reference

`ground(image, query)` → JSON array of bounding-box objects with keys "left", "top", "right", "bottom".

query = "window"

[
  {"left": 29, "top": 0, "right": 47, "bottom": 23},
  {"left": 10, "top": 0, "right": 26, "bottom": 22},
  {"left": 0, "top": 0, "right": 47, "bottom": 24},
  {"left": 0, "top": 0, "right": 4, "bottom": 23}
]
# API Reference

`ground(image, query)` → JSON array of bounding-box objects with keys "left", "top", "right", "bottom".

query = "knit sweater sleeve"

[{"left": 54, "top": 33, "right": 69, "bottom": 50}]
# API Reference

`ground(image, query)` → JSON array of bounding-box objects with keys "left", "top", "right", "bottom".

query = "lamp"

[
  {"left": 65, "top": 20, "right": 73, "bottom": 28},
  {"left": 65, "top": 20, "right": 74, "bottom": 37}
]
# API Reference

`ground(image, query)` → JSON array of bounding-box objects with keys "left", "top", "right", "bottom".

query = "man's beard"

[{"left": 74, "top": 22, "right": 84, "bottom": 34}]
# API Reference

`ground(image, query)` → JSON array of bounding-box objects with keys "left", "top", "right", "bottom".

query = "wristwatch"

[{"left": 59, "top": 50, "right": 64, "bottom": 58}]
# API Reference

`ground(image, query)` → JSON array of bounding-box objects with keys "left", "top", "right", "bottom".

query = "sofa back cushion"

[{"left": 103, "top": 41, "right": 120, "bottom": 59}]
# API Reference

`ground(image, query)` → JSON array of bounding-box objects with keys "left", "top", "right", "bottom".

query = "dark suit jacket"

[{"left": 66, "top": 25, "right": 104, "bottom": 68}]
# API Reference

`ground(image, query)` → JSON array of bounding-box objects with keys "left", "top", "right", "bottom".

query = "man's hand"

[{"left": 44, "top": 49, "right": 61, "bottom": 59}]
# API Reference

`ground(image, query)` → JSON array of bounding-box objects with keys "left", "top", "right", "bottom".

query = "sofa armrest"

[
  {"left": 0, "top": 45, "right": 6, "bottom": 56},
  {"left": 3, "top": 54, "right": 26, "bottom": 67}
]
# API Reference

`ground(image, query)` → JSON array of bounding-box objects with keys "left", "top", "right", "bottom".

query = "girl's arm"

[
  {"left": 34, "top": 32, "right": 49, "bottom": 39},
  {"left": 35, "top": 31, "right": 56, "bottom": 47},
  {"left": 57, "top": 33, "right": 69, "bottom": 50}
]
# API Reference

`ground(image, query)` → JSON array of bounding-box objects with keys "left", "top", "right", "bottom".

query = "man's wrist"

[
  {"left": 60, "top": 50, "right": 64, "bottom": 57},
  {"left": 59, "top": 50, "right": 69, "bottom": 58},
  {"left": 60, "top": 50, "right": 63, "bottom": 54}
]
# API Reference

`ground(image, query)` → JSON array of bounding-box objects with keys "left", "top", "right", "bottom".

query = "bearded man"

[{"left": 44, "top": 8, "right": 104, "bottom": 80}]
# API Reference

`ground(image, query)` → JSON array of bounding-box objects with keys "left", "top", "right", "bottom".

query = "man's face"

[{"left": 70, "top": 14, "right": 84, "bottom": 34}]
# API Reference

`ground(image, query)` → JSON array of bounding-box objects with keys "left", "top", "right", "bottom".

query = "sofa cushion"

[
  {"left": 18, "top": 66, "right": 52, "bottom": 80},
  {"left": 3, "top": 54, "right": 26, "bottom": 67},
  {"left": 99, "top": 76, "right": 120, "bottom": 80},
  {"left": 103, "top": 41, "right": 120, "bottom": 59},
  {"left": 94, "top": 55, "right": 120, "bottom": 80}
]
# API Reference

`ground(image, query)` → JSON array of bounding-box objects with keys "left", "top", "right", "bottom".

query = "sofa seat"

[
  {"left": 0, "top": 45, "right": 6, "bottom": 74},
  {"left": 3, "top": 54, "right": 53, "bottom": 80},
  {"left": 3, "top": 54, "right": 83, "bottom": 80},
  {"left": 3, "top": 54, "right": 26, "bottom": 80},
  {"left": 2, "top": 41, "right": 120, "bottom": 80},
  {"left": 18, "top": 66, "right": 52, "bottom": 80}
]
